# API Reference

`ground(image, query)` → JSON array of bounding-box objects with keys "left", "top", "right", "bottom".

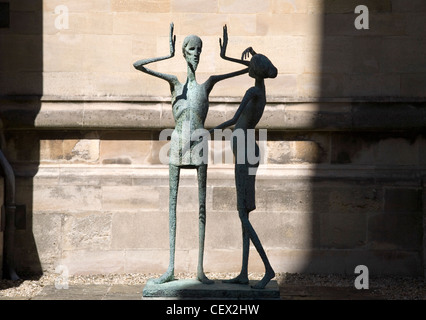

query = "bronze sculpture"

[
  {"left": 133, "top": 24, "right": 249, "bottom": 284},
  {"left": 211, "top": 47, "right": 278, "bottom": 289}
]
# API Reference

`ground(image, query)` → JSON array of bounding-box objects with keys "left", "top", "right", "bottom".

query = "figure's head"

[
  {"left": 249, "top": 54, "right": 278, "bottom": 79},
  {"left": 182, "top": 35, "right": 203, "bottom": 71}
]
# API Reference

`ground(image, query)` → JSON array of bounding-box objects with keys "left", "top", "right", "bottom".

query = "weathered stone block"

[
  {"left": 123, "top": 249, "right": 170, "bottom": 273},
  {"left": 219, "top": 0, "right": 270, "bottom": 13},
  {"left": 320, "top": 211, "right": 367, "bottom": 248},
  {"left": 324, "top": 13, "right": 405, "bottom": 36},
  {"left": 292, "top": 141, "right": 324, "bottom": 163},
  {"left": 111, "top": 211, "right": 169, "bottom": 250},
  {"left": 405, "top": 13, "right": 426, "bottom": 36},
  {"left": 176, "top": 187, "right": 201, "bottom": 213},
  {"left": 323, "top": 0, "right": 392, "bottom": 13},
  {"left": 266, "top": 140, "right": 325, "bottom": 164},
  {"left": 180, "top": 13, "right": 228, "bottom": 36},
  {"left": 112, "top": 0, "right": 170, "bottom": 12},
  {"left": 40, "top": 140, "right": 63, "bottom": 162},
  {"left": 368, "top": 213, "right": 423, "bottom": 250},
  {"left": 31, "top": 213, "right": 62, "bottom": 267},
  {"left": 203, "top": 248, "right": 264, "bottom": 273},
  {"left": 100, "top": 132, "right": 153, "bottom": 165},
  {"left": 384, "top": 188, "right": 422, "bottom": 213},
  {"left": 255, "top": 104, "right": 287, "bottom": 130},
  {"left": 257, "top": 188, "right": 313, "bottom": 213},
  {"left": 44, "top": 34, "right": 133, "bottom": 73},
  {"left": 248, "top": 211, "right": 314, "bottom": 249},
  {"left": 375, "top": 138, "right": 418, "bottom": 166},
  {"left": 132, "top": 35, "right": 157, "bottom": 57},
  {"left": 63, "top": 212, "right": 112, "bottom": 250},
  {"left": 102, "top": 186, "right": 162, "bottom": 212},
  {"left": 266, "top": 140, "right": 292, "bottom": 164},
  {"left": 212, "top": 187, "right": 236, "bottom": 211},
  {"left": 60, "top": 250, "right": 126, "bottom": 275},
  {"left": 381, "top": 37, "right": 426, "bottom": 73},
  {"left": 226, "top": 14, "right": 257, "bottom": 36},
  {"left": 401, "top": 74, "right": 426, "bottom": 97},
  {"left": 63, "top": 138, "right": 100, "bottom": 163},
  {"left": 205, "top": 211, "right": 241, "bottom": 249},
  {"left": 171, "top": 0, "right": 217, "bottom": 13},
  {"left": 33, "top": 185, "right": 102, "bottom": 213},
  {"left": 392, "top": 0, "right": 426, "bottom": 12},
  {"left": 43, "top": 0, "right": 111, "bottom": 13},
  {"left": 43, "top": 12, "right": 114, "bottom": 35},
  {"left": 271, "top": 0, "right": 307, "bottom": 13},
  {"left": 257, "top": 13, "right": 322, "bottom": 37},
  {"left": 283, "top": 103, "right": 351, "bottom": 130},
  {"left": 83, "top": 103, "right": 162, "bottom": 129},
  {"left": 297, "top": 73, "right": 325, "bottom": 97},
  {"left": 331, "top": 132, "right": 421, "bottom": 165},
  {"left": 35, "top": 102, "right": 84, "bottom": 129},
  {"left": 328, "top": 187, "right": 381, "bottom": 214},
  {"left": 43, "top": 71, "right": 160, "bottom": 97},
  {"left": 343, "top": 74, "right": 401, "bottom": 97},
  {"left": 113, "top": 13, "right": 172, "bottom": 35}
]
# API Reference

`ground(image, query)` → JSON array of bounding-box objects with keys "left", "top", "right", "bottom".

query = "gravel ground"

[{"left": 1, "top": 272, "right": 425, "bottom": 300}]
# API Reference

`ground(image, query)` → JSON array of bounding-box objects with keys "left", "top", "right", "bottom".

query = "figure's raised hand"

[
  {"left": 241, "top": 47, "right": 257, "bottom": 60},
  {"left": 219, "top": 24, "right": 228, "bottom": 58},
  {"left": 169, "top": 22, "right": 176, "bottom": 57}
]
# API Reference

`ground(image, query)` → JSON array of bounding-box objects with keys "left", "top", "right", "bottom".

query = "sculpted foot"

[
  {"left": 197, "top": 272, "right": 214, "bottom": 285},
  {"left": 251, "top": 269, "right": 275, "bottom": 290},
  {"left": 222, "top": 274, "right": 249, "bottom": 285},
  {"left": 153, "top": 268, "right": 175, "bottom": 284}
]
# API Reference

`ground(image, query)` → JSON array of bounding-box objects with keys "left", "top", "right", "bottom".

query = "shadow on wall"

[
  {"left": 302, "top": 0, "right": 425, "bottom": 276},
  {"left": 0, "top": 0, "right": 43, "bottom": 278}
]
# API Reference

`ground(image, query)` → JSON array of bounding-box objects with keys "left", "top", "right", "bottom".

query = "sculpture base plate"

[{"left": 142, "top": 278, "right": 280, "bottom": 300}]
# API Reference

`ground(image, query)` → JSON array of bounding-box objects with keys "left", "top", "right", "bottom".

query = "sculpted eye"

[{"left": 189, "top": 47, "right": 195, "bottom": 50}]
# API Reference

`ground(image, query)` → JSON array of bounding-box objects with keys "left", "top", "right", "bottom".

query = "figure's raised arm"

[
  {"left": 133, "top": 23, "right": 178, "bottom": 84},
  {"left": 219, "top": 25, "right": 250, "bottom": 67},
  {"left": 205, "top": 25, "right": 253, "bottom": 92}
]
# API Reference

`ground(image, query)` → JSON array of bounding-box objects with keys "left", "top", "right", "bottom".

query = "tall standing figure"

[
  {"left": 211, "top": 47, "right": 278, "bottom": 289},
  {"left": 133, "top": 24, "right": 249, "bottom": 284}
]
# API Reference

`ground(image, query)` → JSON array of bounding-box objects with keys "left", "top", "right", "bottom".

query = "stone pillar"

[
  {"left": 423, "top": 179, "right": 426, "bottom": 278},
  {"left": 0, "top": 177, "right": 4, "bottom": 279}
]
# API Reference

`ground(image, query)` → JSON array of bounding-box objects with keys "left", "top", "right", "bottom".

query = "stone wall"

[
  {"left": 3, "top": 0, "right": 426, "bottom": 100},
  {"left": 0, "top": 0, "right": 425, "bottom": 277}
]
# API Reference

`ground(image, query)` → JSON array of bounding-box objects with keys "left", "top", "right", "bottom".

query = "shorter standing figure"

[{"left": 211, "top": 47, "right": 278, "bottom": 289}]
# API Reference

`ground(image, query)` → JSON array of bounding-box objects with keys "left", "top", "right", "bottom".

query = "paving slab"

[
  {"left": 32, "top": 285, "right": 111, "bottom": 300},
  {"left": 1, "top": 282, "right": 387, "bottom": 300},
  {"left": 31, "top": 284, "right": 146, "bottom": 300},
  {"left": 279, "top": 285, "right": 383, "bottom": 300},
  {"left": 142, "top": 279, "right": 280, "bottom": 300}
]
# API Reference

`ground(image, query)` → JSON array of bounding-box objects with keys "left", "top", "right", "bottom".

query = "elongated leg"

[
  {"left": 239, "top": 211, "right": 275, "bottom": 289},
  {"left": 223, "top": 210, "right": 250, "bottom": 284},
  {"left": 154, "top": 164, "right": 180, "bottom": 284},
  {"left": 196, "top": 164, "right": 214, "bottom": 284}
]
